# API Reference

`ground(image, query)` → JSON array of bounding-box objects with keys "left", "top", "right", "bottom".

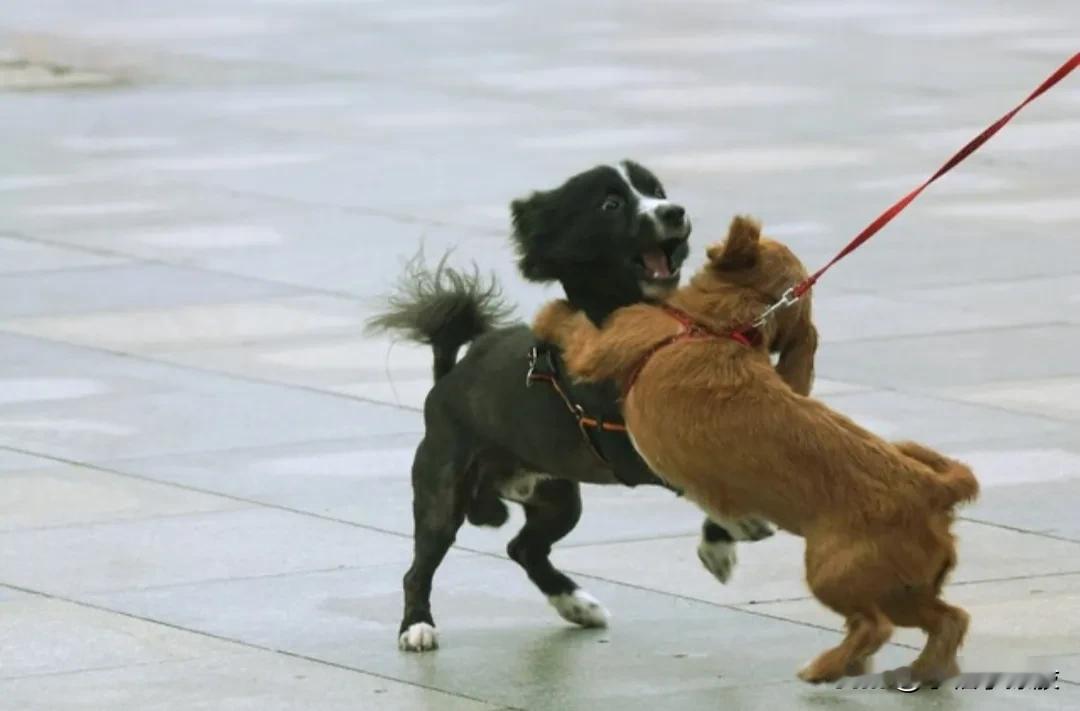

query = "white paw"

[
  {"left": 398, "top": 622, "right": 439, "bottom": 652},
  {"left": 728, "top": 517, "right": 774, "bottom": 542},
  {"left": 548, "top": 590, "right": 610, "bottom": 628},
  {"left": 698, "top": 538, "right": 737, "bottom": 584}
]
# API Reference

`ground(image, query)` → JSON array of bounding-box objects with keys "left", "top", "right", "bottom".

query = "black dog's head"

[{"left": 510, "top": 160, "right": 691, "bottom": 306}]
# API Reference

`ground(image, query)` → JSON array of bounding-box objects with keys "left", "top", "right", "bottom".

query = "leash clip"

[
  {"left": 752, "top": 286, "right": 800, "bottom": 329},
  {"left": 525, "top": 346, "right": 539, "bottom": 387}
]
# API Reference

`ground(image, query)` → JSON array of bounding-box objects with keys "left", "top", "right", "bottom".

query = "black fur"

[
  {"left": 511, "top": 160, "right": 689, "bottom": 325},
  {"left": 372, "top": 161, "right": 767, "bottom": 650}
]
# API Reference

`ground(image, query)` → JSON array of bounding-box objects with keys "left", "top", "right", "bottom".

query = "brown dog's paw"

[
  {"left": 909, "top": 659, "right": 961, "bottom": 684},
  {"left": 532, "top": 299, "right": 579, "bottom": 344},
  {"left": 797, "top": 662, "right": 843, "bottom": 685}
]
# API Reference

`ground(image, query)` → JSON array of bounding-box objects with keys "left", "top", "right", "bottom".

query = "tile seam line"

[
  {"left": 9, "top": 560, "right": 434, "bottom": 598},
  {"left": 818, "top": 269, "right": 1080, "bottom": 296},
  {"left": 0, "top": 328, "right": 425, "bottom": 414},
  {"left": 0, "top": 443, "right": 421, "bottom": 540},
  {"left": 3, "top": 322, "right": 1074, "bottom": 429},
  {"left": 0, "top": 576, "right": 885, "bottom": 670},
  {"left": 101, "top": 430, "right": 422, "bottom": 462},
  {"left": 7, "top": 441, "right": 1080, "bottom": 549},
  {"left": 3, "top": 579, "right": 1078, "bottom": 689},
  {"left": 735, "top": 568, "right": 1080, "bottom": 607},
  {"left": 820, "top": 319, "right": 1077, "bottom": 347},
  {"left": 0, "top": 582, "right": 516, "bottom": 710},
  {"left": 0, "top": 226, "right": 500, "bottom": 306},
  {"left": 4, "top": 455, "right": 1075, "bottom": 639},
  {"left": 0, "top": 503, "right": 256, "bottom": 535},
  {"left": 0, "top": 228, "right": 370, "bottom": 305},
  {"left": 0, "top": 263, "right": 145, "bottom": 280},
  {"left": 213, "top": 185, "right": 506, "bottom": 235},
  {"left": 818, "top": 379, "right": 1080, "bottom": 428},
  {"left": 0, "top": 650, "right": 250, "bottom": 683}
]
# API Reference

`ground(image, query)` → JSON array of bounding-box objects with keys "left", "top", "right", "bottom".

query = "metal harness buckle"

[
  {"left": 752, "top": 286, "right": 800, "bottom": 329},
  {"left": 525, "top": 346, "right": 540, "bottom": 387}
]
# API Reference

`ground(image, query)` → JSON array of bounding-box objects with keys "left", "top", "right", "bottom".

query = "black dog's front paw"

[
  {"left": 398, "top": 622, "right": 439, "bottom": 652},
  {"left": 733, "top": 517, "right": 774, "bottom": 542}
]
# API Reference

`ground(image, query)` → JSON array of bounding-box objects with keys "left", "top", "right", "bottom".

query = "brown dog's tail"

[
  {"left": 894, "top": 440, "right": 980, "bottom": 508},
  {"left": 366, "top": 251, "right": 514, "bottom": 380}
]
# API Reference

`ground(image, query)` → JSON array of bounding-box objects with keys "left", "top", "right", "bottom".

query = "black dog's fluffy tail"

[{"left": 366, "top": 251, "right": 514, "bottom": 380}]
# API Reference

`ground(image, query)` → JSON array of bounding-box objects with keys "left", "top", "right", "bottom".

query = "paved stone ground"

[{"left": 1, "top": 1, "right": 1079, "bottom": 709}]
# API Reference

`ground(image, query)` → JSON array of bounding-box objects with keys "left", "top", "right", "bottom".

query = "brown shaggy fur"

[{"left": 533, "top": 216, "right": 978, "bottom": 684}]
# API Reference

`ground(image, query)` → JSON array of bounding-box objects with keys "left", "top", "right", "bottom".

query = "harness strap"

[
  {"left": 623, "top": 305, "right": 761, "bottom": 397},
  {"left": 526, "top": 347, "right": 627, "bottom": 467}
]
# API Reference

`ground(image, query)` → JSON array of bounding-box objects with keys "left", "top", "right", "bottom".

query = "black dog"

[{"left": 369, "top": 161, "right": 772, "bottom": 652}]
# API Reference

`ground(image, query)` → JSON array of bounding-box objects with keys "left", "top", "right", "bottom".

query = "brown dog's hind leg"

[
  {"left": 800, "top": 540, "right": 896, "bottom": 683},
  {"left": 797, "top": 608, "right": 893, "bottom": 683},
  {"left": 904, "top": 599, "right": 969, "bottom": 682}
]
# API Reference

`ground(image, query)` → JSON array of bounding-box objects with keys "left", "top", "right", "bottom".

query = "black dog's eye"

[
  {"left": 654, "top": 186, "right": 666, "bottom": 199},
  {"left": 601, "top": 195, "right": 623, "bottom": 211}
]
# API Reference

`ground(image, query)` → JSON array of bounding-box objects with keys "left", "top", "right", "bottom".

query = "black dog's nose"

[{"left": 657, "top": 204, "right": 685, "bottom": 227}]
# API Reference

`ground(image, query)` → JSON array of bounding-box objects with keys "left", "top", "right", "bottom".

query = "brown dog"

[{"left": 533, "top": 216, "right": 978, "bottom": 684}]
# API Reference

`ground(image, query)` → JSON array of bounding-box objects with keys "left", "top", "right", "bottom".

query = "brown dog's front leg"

[
  {"left": 532, "top": 299, "right": 583, "bottom": 346},
  {"left": 533, "top": 300, "right": 613, "bottom": 382}
]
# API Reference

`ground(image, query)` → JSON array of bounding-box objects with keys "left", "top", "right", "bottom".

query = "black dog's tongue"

[{"left": 641, "top": 247, "right": 671, "bottom": 277}]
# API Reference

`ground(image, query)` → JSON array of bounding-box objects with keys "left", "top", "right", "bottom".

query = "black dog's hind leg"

[
  {"left": 508, "top": 478, "right": 609, "bottom": 628},
  {"left": 399, "top": 436, "right": 470, "bottom": 652}
]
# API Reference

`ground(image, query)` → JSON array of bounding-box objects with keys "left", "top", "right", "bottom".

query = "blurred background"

[{"left": 1, "top": 2, "right": 1078, "bottom": 709}]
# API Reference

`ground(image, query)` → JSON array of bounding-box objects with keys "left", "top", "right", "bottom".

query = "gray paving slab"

[
  {"left": 818, "top": 324, "right": 1080, "bottom": 390},
  {"left": 18, "top": 211, "right": 513, "bottom": 299},
  {"left": 0, "top": 590, "right": 245, "bottom": 678},
  {"left": 1, "top": 293, "right": 373, "bottom": 354},
  {"left": 0, "top": 508, "right": 414, "bottom": 595},
  {"left": 813, "top": 388, "right": 1076, "bottom": 451},
  {"left": 967, "top": 479, "right": 1080, "bottom": 541},
  {"left": 627, "top": 681, "right": 1079, "bottom": 711},
  {"left": 0, "top": 376, "right": 420, "bottom": 462},
  {"left": 943, "top": 376, "right": 1080, "bottom": 422},
  {"left": 0, "top": 235, "right": 128, "bottom": 275},
  {"left": 0, "top": 463, "right": 243, "bottom": 532},
  {"left": 812, "top": 291, "right": 1034, "bottom": 344},
  {"left": 0, "top": 652, "right": 502, "bottom": 711},
  {"left": 0, "top": 448, "right": 57, "bottom": 473},
  {"left": 100, "top": 436, "right": 707, "bottom": 551},
  {"left": 742, "top": 571, "right": 1080, "bottom": 682},
  {"left": 550, "top": 523, "right": 1080, "bottom": 609},
  {"left": 84, "top": 556, "right": 917, "bottom": 708},
  {"left": 0, "top": 262, "right": 298, "bottom": 319}
]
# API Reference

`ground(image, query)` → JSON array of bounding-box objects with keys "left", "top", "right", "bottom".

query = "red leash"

[{"left": 750, "top": 51, "right": 1080, "bottom": 329}]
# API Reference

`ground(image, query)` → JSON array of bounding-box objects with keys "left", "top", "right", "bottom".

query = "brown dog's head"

[{"left": 693, "top": 216, "right": 819, "bottom": 395}]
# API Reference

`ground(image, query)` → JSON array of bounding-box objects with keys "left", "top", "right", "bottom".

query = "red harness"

[{"left": 622, "top": 305, "right": 760, "bottom": 398}]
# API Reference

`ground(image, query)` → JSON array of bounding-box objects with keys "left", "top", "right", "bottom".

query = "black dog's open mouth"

[{"left": 635, "top": 241, "right": 681, "bottom": 283}]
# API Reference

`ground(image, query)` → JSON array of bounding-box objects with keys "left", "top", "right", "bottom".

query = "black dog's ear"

[
  {"left": 510, "top": 191, "right": 558, "bottom": 282},
  {"left": 706, "top": 215, "right": 761, "bottom": 270}
]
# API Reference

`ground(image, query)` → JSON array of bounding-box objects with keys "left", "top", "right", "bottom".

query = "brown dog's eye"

[{"left": 601, "top": 195, "right": 623, "bottom": 211}]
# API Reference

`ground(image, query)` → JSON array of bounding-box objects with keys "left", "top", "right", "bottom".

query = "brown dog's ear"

[
  {"left": 706, "top": 215, "right": 762, "bottom": 269},
  {"left": 774, "top": 304, "right": 818, "bottom": 396}
]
